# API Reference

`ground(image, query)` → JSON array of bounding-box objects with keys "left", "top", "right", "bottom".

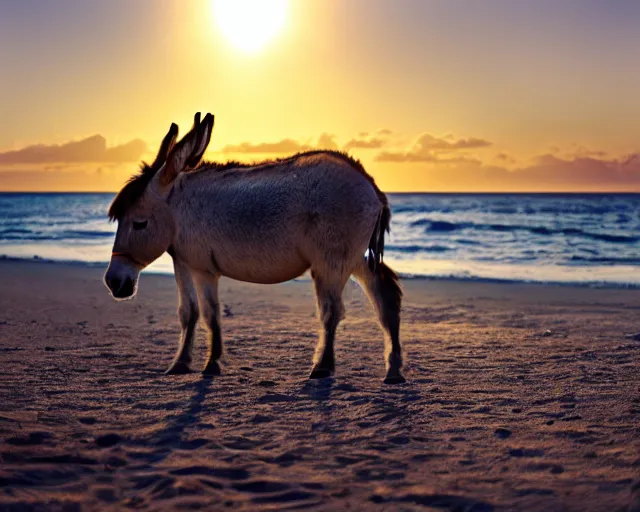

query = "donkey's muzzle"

[{"left": 105, "top": 274, "right": 135, "bottom": 299}]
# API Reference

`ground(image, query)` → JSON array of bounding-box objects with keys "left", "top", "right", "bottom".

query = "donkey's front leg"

[
  {"left": 193, "top": 272, "right": 223, "bottom": 376},
  {"left": 166, "top": 260, "right": 199, "bottom": 375}
]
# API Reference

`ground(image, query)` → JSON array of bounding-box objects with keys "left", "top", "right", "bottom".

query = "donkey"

[{"left": 104, "top": 113, "right": 406, "bottom": 384}]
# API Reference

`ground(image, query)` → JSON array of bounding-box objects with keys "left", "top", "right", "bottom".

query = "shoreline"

[{"left": 3, "top": 254, "right": 640, "bottom": 290}]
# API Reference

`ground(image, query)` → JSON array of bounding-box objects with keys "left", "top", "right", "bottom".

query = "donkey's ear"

[
  {"left": 186, "top": 113, "right": 214, "bottom": 169},
  {"left": 158, "top": 112, "right": 209, "bottom": 185},
  {"left": 150, "top": 123, "right": 179, "bottom": 170}
]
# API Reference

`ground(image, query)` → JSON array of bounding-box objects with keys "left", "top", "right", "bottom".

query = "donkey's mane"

[
  {"left": 108, "top": 162, "right": 158, "bottom": 221},
  {"left": 197, "top": 150, "right": 364, "bottom": 173},
  {"left": 108, "top": 150, "right": 386, "bottom": 221}
]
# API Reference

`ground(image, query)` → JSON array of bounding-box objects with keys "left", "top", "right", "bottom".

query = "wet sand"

[{"left": 0, "top": 259, "right": 638, "bottom": 511}]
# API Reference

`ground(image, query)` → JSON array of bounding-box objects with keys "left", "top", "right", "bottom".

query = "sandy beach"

[{"left": 0, "top": 259, "right": 638, "bottom": 511}]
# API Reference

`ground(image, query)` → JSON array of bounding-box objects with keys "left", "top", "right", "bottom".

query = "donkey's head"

[{"left": 104, "top": 112, "right": 214, "bottom": 299}]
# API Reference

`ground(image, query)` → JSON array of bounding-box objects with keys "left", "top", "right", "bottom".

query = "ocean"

[{"left": 1, "top": 192, "right": 640, "bottom": 287}]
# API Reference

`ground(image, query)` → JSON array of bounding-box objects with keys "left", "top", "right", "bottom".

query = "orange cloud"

[
  {"left": 376, "top": 151, "right": 481, "bottom": 165},
  {"left": 343, "top": 137, "right": 387, "bottom": 150},
  {"left": 375, "top": 132, "right": 491, "bottom": 163},
  {"left": 383, "top": 152, "right": 640, "bottom": 192},
  {"left": 317, "top": 133, "right": 339, "bottom": 150},
  {"left": 221, "top": 138, "right": 310, "bottom": 154},
  {"left": 495, "top": 152, "right": 516, "bottom": 164},
  {"left": 222, "top": 133, "right": 338, "bottom": 154},
  {"left": 0, "top": 135, "right": 146, "bottom": 164},
  {"left": 510, "top": 153, "right": 640, "bottom": 188}
]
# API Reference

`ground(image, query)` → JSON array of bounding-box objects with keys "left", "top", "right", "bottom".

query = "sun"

[{"left": 212, "top": 0, "right": 288, "bottom": 53}]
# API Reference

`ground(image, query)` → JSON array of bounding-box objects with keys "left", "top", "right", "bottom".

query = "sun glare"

[{"left": 212, "top": 0, "right": 288, "bottom": 53}]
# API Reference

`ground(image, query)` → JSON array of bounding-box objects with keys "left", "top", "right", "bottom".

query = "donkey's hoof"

[
  {"left": 202, "top": 361, "right": 222, "bottom": 377},
  {"left": 165, "top": 361, "right": 191, "bottom": 375},
  {"left": 309, "top": 368, "right": 334, "bottom": 379},
  {"left": 383, "top": 374, "right": 407, "bottom": 385}
]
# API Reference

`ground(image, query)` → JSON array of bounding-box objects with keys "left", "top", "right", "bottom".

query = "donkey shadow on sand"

[{"left": 104, "top": 112, "right": 406, "bottom": 384}]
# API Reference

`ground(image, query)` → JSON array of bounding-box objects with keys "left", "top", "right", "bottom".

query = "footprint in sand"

[
  {"left": 509, "top": 448, "right": 545, "bottom": 457},
  {"left": 94, "top": 433, "right": 122, "bottom": 448},
  {"left": 5, "top": 432, "right": 51, "bottom": 446},
  {"left": 257, "top": 380, "right": 277, "bottom": 387},
  {"left": 250, "top": 414, "right": 274, "bottom": 424},
  {"left": 233, "top": 480, "right": 291, "bottom": 493},
  {"left": 494, "top": 428, "right": 512, "bottom": 439}
]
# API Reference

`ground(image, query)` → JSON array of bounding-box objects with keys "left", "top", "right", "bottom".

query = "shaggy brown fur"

[
  {"left": 199, "top": 150, "right": 389, "bottom": 208},
  {"left": 108, "top": 150, "right": 390, "bottom": 224}
]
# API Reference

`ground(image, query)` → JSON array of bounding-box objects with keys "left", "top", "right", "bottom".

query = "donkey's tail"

[{"left": 367, "top": 196, "right": 391, "bottom": 272}]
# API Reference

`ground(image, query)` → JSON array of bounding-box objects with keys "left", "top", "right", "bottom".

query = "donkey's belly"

[{"left": 215, "top": 246, "right": 310, "bottom": 284}]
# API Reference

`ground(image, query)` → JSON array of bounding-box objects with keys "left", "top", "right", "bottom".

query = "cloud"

[
  {"left": 343, "top": 137, "right": 388, "bottom": 151},
  {"left": 495, "top": 152, "right": 516, "bottom": 164},
  {"left": 379, "top": 152, "right": 640, "bottom": 192},
  {"left": 568, "top": 146, "right": 608, "bottom": 159},
  {"left": 512, "top": 153, "right": 640, "bottom": 188},
  {"left": 317, "top": 133, "right": 339, "bottom": 150},
  {"left": 342, "top": 128, "right": 395, "bottom": 151},
  {"left": 423, "top": 134, "right": 491, "bottom": 150},
  {"left": 220, "top": 129, "right": 397, "bottom": 156},
  {"left": 0, "top": 163, "right": 136, "bottom": 192},
  {"left": 376, "top": 151, "right": 481, "bottom": 165},
  {"left": 222, "top": 133, "right": 338, "bottom": 154},
  {"left": 221, "top": 138, "right": 311, "bottom": 154},
  {"left": 0, "top": 135, "right": 147, "bottom": 165},
  {"left": 375, "top": 132, "right": 491, "bottom": 163}
]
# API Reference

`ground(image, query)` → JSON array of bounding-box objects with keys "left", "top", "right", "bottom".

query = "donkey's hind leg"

[
  {"left": 309, "top": 269, "right": 349, "bottom": 379},
  {"left": 353, "top": 259, "right": 405, "bottom": 384},
  {"left": 166, "top": 260, "right": 199, "bottom": 375},
  {"left": 193, "top": 271, "right": 223, "bottom": 377}
]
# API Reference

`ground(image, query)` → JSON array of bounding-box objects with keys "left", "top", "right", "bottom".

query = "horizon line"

[{"left": 2, "top": 190, "right": 640, "bottom": 195}]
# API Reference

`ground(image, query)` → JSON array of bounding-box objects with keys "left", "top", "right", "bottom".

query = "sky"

[{"left": 1, "top": 0, "right": 639, "bottom": 192}]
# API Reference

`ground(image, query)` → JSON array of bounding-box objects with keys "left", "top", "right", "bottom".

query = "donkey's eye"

[{"left": 132, "top": 220, "right": 148, "bottom": 231}]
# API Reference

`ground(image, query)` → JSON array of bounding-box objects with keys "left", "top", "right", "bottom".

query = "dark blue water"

[{"left": 1, "top": 192, "right": 640, "bottom": 286}]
